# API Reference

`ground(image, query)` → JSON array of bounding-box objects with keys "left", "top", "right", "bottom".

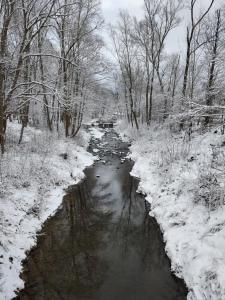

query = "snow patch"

[{"left": 89, "top": 127, "right": 105, "bottom": 139}]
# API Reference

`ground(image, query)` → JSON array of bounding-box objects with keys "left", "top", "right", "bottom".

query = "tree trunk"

[
  {"left": 0, "top": 64, "right": 5, "bottom": 154},
  {"left": 182, "top": 35, "right": 191, "bottom": 99},
  {"left": 145, "top": 55, "right": 150, "bottom": 124},
  {"left": 0, "top": 1, "right": 16, "bottom": 153},
  {"left": 148, "top": 68, "right": 155, "bottom": 125},
  {"left": 38, "top": 33, "right": 52, "bottom": 131},
  {"left": 205, "top": 10, "right": 221, "bottom": 126}
]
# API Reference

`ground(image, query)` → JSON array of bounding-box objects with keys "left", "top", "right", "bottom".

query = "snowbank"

[
  {"left": 0, "top": 122, "right": 96, "bottom": 299},
  {"left": 117, "top": 121, "right": 225, "bottom": 300}
]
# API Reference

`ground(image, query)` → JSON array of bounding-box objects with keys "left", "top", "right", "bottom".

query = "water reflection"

[{"left": 16, "top": 130, "right": 187, "bottom": 300}]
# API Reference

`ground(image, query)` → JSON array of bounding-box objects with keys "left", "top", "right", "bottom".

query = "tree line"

[
  {"left": 110, "top": 0, "right": 225, "bottom": 132},
  {"left": 0, "top": 0, "right": 105, "bottom": 154}
]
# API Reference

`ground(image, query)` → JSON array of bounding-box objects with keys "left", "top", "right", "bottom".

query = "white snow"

[
  {"left": 117, "top": 120, "right": 225, "bottom": 300},
  {"left": 89, "top": 127, "right": 105, "bottom": 139},
  {"left": 0, "top": 122, "right": 95, "bottom": 300},
  {"left": 93, "top": 148, "right": 100, "bottom": 153}
]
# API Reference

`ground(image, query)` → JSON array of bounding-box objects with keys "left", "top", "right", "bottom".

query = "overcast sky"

[
  {"left": 102, "top": 0, "right": 143, "bottom": 24},
  {"left": 101, "top": 0, "right": 223, "bottom": 56}
]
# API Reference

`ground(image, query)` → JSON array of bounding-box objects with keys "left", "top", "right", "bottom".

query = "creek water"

[{"left": 15, "top": 129, "right": 187, "bottom": 300}]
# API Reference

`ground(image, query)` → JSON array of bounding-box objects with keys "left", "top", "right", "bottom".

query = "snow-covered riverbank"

[
  {"left": 117, "top": 121, "right": 225, "bottom": 300},
  {"left": 0, "top": 122, "right": 101, "bottom": 299}
]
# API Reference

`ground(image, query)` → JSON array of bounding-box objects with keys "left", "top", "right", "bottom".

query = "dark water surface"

[{"left": 16, "top": 130, "right": 187, "bottom": 300}]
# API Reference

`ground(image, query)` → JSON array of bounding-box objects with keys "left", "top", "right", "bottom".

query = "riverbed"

[{"left": 15, "top": 129, "right": 187, "bottom": 300}]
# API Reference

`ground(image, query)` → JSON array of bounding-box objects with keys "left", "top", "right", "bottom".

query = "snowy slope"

[
  {"left": 117, "top": 121, "right": 225, "bottom": 300},
  {"left": 0, "top": 123, "right": 103, "bottom": 299}
]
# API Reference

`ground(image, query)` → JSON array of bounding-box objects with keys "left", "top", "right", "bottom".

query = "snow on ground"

[
  {"left": 0, "top": 122, "right": 97, "bottom": 300},
  {"left": 116, "top": 121, "right": 225, "bottom": 300}
]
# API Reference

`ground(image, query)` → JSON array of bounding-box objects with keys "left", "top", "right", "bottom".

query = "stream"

[{"left": 15, "top": 129, "right": 187, "bottom": 300}]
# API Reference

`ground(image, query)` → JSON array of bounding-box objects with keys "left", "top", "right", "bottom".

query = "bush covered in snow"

[{"left": 195, "top": 171, "right": 225, "bottom": 210}]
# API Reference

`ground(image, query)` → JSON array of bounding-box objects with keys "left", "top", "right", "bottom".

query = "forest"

[{"left": 1, "top": 0, "right": 225, "bottom": 300}]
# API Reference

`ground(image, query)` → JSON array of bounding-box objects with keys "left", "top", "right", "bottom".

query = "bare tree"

[
  {"left": 133, "top": 0, "right": 180, "bottom": 123},
  {"left": 204, "top": 9, "right": 222, "bottom": 125},
  {"left": 0, "top": 0, "right": 16, "bottom": 153},
  {"left": 54, "top": 0, "right": 103, "bottom": 137},
  {"left": 182, "top": 0, "right": 215, "bottom": 98},
  {"left": 110, "top": 11, "right": 139, "bottom": 129}
]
